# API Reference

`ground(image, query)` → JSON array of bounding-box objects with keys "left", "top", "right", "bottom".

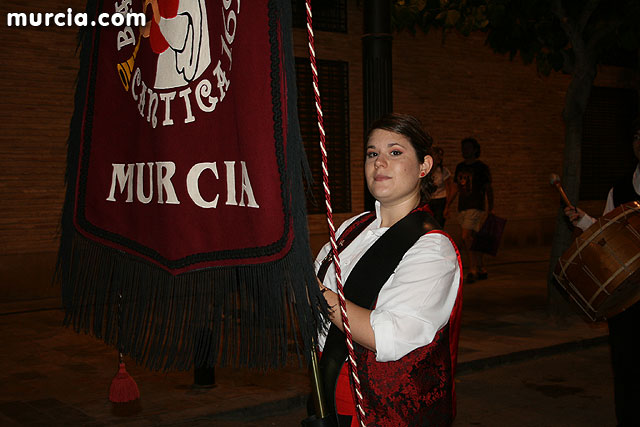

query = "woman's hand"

[
  {"left": 316, "top": 278, "right": 376, "bottom": 351},
  {"left": 318, "top": 278, "right": 337, "bottom": 311}
]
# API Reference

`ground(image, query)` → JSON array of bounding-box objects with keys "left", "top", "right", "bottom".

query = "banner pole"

[{"left": 305, "top": 1, "right": 366, "bottom": 425}]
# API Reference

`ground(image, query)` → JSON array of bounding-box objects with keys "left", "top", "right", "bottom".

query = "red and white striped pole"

[{"left": 304, "top": 2, "right": 366, "bottom": 425}]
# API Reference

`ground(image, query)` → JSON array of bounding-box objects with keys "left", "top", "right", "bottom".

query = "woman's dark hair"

[
  {"left": 461, "top": 137, "right": 481, "bottom": 159},
  {"left": 366, "top": 113, "right": 436, "bottom": 203}
]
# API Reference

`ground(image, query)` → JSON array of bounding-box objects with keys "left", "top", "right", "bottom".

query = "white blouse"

[{"left": 315, "top": 202, "right": 461, "bottom": 363}]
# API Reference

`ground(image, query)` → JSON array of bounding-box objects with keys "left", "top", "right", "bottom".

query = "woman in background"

[{"left": 430, "top": 146, "right": 452, "bottom": 227}]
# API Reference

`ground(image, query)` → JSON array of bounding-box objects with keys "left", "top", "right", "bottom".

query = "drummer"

[{"left": 564, "top": 123, "right": 640, "bottom": 427}]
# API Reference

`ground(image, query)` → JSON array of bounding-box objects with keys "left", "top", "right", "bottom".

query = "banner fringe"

[{"left": 59, "top": 227, "right": 320, "bottom": 371}]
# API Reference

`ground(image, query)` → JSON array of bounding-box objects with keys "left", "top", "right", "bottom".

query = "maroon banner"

[
  {"left": 58, "top": 0, "right": 321, "bottom": 370},
  {"left": 75, "top": 0, "right": 292, "bottom": 273}
]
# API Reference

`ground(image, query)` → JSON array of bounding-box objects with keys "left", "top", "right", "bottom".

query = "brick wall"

[
  {"left": 392, "top": 28, "right": 571, "bottom": 248},
  {"left": 0, "top": 0, "right": 86, "bottom": 301},
  {"left": 297, "top": 3, "right": 635, "bottom": 256}
]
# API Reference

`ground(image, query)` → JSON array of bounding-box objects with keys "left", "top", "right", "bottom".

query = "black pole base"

[
  {"left": 301, "top": 413, "right": 352, "bottom": 427},
  {"left": 193, "top": 366, "right": 216, "bottom": 388}
]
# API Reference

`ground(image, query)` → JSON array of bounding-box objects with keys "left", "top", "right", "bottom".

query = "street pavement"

[
  {"left": 0, "top": 245, "right": 615, "bottom": 426},
  {"left": 200, "top": 344, "right": 614, "bottom": 426}
]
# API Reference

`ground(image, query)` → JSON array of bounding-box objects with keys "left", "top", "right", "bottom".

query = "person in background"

[
  {"left": 444, "top": 138, "right": 493, "bottom": 284},
  {"left": 430, "top": 147, "right": 453, "bottom": 227},
  {"left": 564, "top": 123, "right": 640, "bottom": 427}
]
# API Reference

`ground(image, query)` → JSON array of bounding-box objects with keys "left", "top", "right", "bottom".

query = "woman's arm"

[
  {"left": 319, "top": 279, "right": 376, "bottom": 352},
  {"left": 485, "top": 182, "right": 494, "bottom": 213},
  {"left": 444, "top": 183, "right": 458, "bottom": 218},
  {"left": 314, "top": 213, "right": 377, "bottom": 351},
  {"left": 444, "top": 174, "right": 454, "bottom": 206},
  {"left": 371, "top": 234, "right": 459, "bottom": 362}
]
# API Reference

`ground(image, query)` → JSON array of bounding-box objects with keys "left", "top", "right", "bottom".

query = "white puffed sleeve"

[{"left": 370, "top": 233, "right": 460, "bottom": 362}]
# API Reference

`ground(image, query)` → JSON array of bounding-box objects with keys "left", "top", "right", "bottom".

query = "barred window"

[
  {"left": 291, "top": 0, "right": 347, "bottom": 33},
  {"left": 581, "top": 86, "right": 638, "bottom": 200},
  {"left": 295, "top": 57, "right": 351, "bottom": 214}
]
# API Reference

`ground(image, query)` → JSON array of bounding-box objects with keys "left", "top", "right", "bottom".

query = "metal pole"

[{"left": 363, "top": 0, "right": 393, "bottom": 211}]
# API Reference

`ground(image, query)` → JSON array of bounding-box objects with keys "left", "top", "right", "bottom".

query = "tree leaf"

[{"left": 446, "top": 9, "right": 461, "bottom": 27}]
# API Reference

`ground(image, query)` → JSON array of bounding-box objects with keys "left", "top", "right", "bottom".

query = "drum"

[{"left": 554, "top": 201, "right": 640, "bottom": 321}]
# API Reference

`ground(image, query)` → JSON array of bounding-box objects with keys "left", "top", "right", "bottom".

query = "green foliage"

[
  {"left": 392, "top": 0, "right": 640, "bottom": 76},
  {"left": 392, "top": 0, "right": 489, "bottom": 37}
]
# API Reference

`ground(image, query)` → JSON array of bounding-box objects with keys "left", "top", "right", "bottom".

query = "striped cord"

[{"left": 304, "top": 1, "right": 366, "bottom": 425}]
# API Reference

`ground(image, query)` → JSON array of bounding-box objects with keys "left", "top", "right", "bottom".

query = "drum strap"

[{"left": 317, "top": 207, "right": 438, "bottom": 423}]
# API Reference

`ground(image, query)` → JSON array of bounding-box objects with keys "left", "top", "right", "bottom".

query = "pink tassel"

[{"left": 109, "top": 362, "right": 140, "bottom": 403}]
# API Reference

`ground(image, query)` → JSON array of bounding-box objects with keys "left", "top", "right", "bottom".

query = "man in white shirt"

[
  {"left": 564, "top": 124, "right": 640, "bottom": 427},
  {"left": 565, "top": 167, "right": 639, "bottom": 228}
]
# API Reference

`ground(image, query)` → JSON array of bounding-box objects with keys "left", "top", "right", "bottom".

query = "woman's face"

[{"left": 365, "top": 129, "right": 432, "bottom": 206}]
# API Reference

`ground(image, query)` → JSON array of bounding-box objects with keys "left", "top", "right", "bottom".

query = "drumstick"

[{"left": 549, "top": 173, "right": 576, "bottom": 210}]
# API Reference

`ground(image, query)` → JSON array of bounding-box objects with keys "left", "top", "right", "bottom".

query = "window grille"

[
  {"left": 295, "top": 57, "right": 351, "bottom": 214},
  {"left": 291, "top": 0, "right": 347, "bottom": 33}
]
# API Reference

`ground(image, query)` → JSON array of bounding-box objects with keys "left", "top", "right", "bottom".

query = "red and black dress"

[{"left": 315, "top": 202, "right": 463, "bottom": 426}]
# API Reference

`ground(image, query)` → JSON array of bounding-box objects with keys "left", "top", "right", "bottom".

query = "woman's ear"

[{"left": 420, "top": 155, "right": 433, "bottom": 177}]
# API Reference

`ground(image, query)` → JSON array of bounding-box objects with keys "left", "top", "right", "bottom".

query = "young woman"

[
  {"left": 315, "top": 113, "right": 462, "bottom": 426},
  {"left": 430, "top": 146, "right": 453, "bottom": 227}
]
